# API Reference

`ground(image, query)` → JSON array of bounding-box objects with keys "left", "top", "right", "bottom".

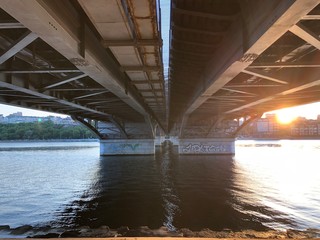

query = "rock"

[
  {"left": 60, "top": 230, "right": 80, "bottom": 238},
  {"left": 33, "top": 225, "right": 52, "bottom": 232},
  {"left": 117, "top": 226, "right": 129, "bottom": 235},
  {"left": 0, "top": 225, "right": 10, "bottom": 231},
  {"left": 180, "top": 228, "right": 196, "bottom": 237},
  {"left": 137, "top": 226, "right": 153, "bottom": 236},
  {"left": 78, "top": 227, "right": 115, "bottom": 238},
  {"left": 152, "top": 226, "right": 172, "bottom": 237},
  {"left": 78, "top": 225, "right": 91, "bottom": 230},
  {"left": 215, "top": 231, "right": 235, "bottom": 238},
  {"left": 197, "top": 228, "right": 218, "bottom": 237},
  {"left": 305, "top": 228, "right": 320, "bottom": 238},
  {"left": 99, "top": 225, "right": 110, "bottom": 231},
  {"left": 287, "top": 229, "right": 320, "bottom": 238},
  {"left": 31, "top": 233, "right": 60, "bottom": 238},
  {"left": 11, "top": 225, "right": 33, "bottom": 235},
  {"left": 124, "top": 229, "right": 144, "bottom": 237}
]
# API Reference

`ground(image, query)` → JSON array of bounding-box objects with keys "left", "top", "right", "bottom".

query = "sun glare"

[{"left": 276, "top": 110, "right": 297, "bottom": 124}]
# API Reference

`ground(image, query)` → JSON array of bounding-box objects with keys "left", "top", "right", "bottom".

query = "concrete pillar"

[
  {"left": 154, "top": 136, "right": 165, "bottom": 146},
  {"left": 100, "top": 139, "right": 155, "bottom": 155},
  {"left": 178, "top": 138, "right": 235, "bottom": 155}
]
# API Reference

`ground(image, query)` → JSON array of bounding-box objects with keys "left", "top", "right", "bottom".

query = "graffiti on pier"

[
  {"left": 110, "top": 143, "right": 141, "bottom": 153},
  {"left": 121, "top": 143, "right": 140, "bottom": 151},
  {"left": 182, "top": 143, "right": 227, "bottom": 153}
]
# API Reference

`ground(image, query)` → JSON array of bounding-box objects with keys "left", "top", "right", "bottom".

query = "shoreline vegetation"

[
  {"left": 0, "top": 224, "right": 319, "bottom": 238},
  {"left": 1, "top": 121, "right": 319, "bottom": 142},
  {"left": 0, "top": 121, "right": 97, "bottom": 140}
]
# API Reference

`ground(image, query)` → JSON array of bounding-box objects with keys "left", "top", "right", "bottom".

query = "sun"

[{"left": 276, "top": 110, "right": 297, "bottom": 124}]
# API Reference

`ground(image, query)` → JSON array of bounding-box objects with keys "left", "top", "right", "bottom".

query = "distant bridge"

[{"left": 0, "top": 0, "right": 320, "bottom": 154}]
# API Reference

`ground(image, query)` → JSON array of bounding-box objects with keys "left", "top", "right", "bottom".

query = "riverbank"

[
  {"left": 1, "top": 225, "right": 320, "bottom": 238},
  {"left": 0, "top": 140, "right": 99, "bottom": 151}
]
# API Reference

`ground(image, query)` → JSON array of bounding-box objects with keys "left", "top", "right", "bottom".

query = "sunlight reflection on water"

[{"left": 234, "top": 140, "right": 320, "bottom": 230}]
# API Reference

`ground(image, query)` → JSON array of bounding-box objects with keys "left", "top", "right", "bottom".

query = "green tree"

[{"left": 0, "top": 121, "right": 97, "bottom": 140}]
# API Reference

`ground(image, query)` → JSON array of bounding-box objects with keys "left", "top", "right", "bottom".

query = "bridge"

[{"left": 0, "top": 0, "right": 320, "bottom": 155}]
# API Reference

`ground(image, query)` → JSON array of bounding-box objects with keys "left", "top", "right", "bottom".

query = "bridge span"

[{"left": 0, "top": 0, "right": 320, "bottom": 155}]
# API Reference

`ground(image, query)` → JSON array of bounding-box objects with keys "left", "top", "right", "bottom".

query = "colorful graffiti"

[
  {"left": 181, "top": 143, "right": 228, "bottom": 153},
  {"left": 108, "top": 143, "right": 141, "bottom": 154},
  {"left": 120, "top": 143, "right": 140, "bottom": 151}
]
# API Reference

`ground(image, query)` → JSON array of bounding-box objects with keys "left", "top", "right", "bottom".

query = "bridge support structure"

[
  {"left": 100, "top": 139, "right": 155, "bottom": 155},
  {"left": 178, "top": 138, "right": 235, "bottom": 155},
  {"left": 71, "top": 115, "right": 161, "bottom": 155}
]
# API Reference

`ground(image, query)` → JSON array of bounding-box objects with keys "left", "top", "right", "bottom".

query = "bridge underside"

[
  {"left": 169, "top": 0, "right": 320, "bottom": 139},
  {"left": 1, "top": 1, "right": 320, "bottom": 154},
  {"left": 0, "top": 0, "right": 165, "bottom": 140}
]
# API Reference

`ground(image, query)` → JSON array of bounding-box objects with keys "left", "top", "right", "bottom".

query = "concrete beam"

[
  {"left": 173, "top": 25, "right": 226, "bottom": 36},
  {"left": 0, "top": 30, "right": 37, "bottom": 64},
  {"left": 242, "top": 69, "right": 288, "bottom": 84},
  {"left": 248, "top": 62, "right": 320, "bottom": 68},
  {"left": 102, "top": 39, "right": 159, "bottom": 47},
  {"left": 225, "top": 78, "right": 320, "bottom": 114},
  {"left": 221, "top": 87, "right": 257, "bottom": 96},
  {"left": 73, "top": 90, "right": 109, "bottom": 100},
  {"left": 109, "top": 117, "right": 128, "bottom": 139},
  {"left": 290, "top": 23, "right": 320, "bottom": 50},
  {"left": 0, "top": 69, "right": 81, "bottom": 74},
  {"left": 0, "top": 0, "right": 148, "bottom": 117},
  {"left": 43, "top": 73, "right": 87, "bottom": 90},
  {"left": 120, "top": 66, "right": 161, "bottom": 72},
  {"left": 173, "top": 7, "right": 237, "bottom": 21},
  {"left": 0, "top": 22, "right": 25, "bottom": 29},
  {"left": 72, "top": 116, "right": 104, "bottom": 139},
  {"left": 0, "top": 80, "right": 111, "bottom": 118},
  {"left": 144, "top": 116, "right": 156, "bottom": 138}
]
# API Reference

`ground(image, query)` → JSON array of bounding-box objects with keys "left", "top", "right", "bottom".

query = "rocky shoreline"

[{"left": 1, "top": 225, "right": 320, "bottom": 238}]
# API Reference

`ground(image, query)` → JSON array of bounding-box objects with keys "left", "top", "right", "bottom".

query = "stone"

[
  {"left": 99, "top": 225, "right": 110, "bottom": 230},
  {"left": 197, "top": 228, "right": 218, "bottom": 237},
  {"left": 117, "top": 226, "right": 129, "bottom": 235},
  {"left": 180, "top": 228, "right": 196, "bottom": 237},
  {"left": 287, "top": 229, "right": 320, "bottom": 238},
  {"left": 78, "top": 225, "right": 90, "bottom": 229},
  {"left": 0, "top": 225, "right": 10, "bottom": 231},
  {"left": 138, "top": 226, "right": 153, "bottom": 236},
  {"left": 152, "top": 226, "right": 171, "bottom": 237},
  {"left": 60, "top": 230, "right": 80, "bottom": 238},
  {"left": 11, "top": 225, "right": 33, "bottom": 235},
  {"left": 31, "top": 233, "right": 60, "bottom": 238}
]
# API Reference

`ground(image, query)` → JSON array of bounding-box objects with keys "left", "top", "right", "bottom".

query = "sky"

[
  {"left": 265, "top": 101, "right": 320, "bottom": 120},
  {"left": 0, "top": 104, "right": 68, "bottom": 117}
]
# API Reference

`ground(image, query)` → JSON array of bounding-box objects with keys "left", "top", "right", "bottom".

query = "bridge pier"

[
  {"left": 100, "top": 139, "right": 155, "bottom": 155},
  {"left": 178, "top": 138, "right": 235, "bottom": 155}
]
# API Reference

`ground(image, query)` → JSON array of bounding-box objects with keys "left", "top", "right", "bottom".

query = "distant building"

[
  {"left": 241, "top": 114, "right": 320, "bottom": 139},
  {"left": 291, "top": 119, "right": 319, "bottom": 137},
  {"left": 8, "top": 112, "right": 23, "bottom": 117},
  {"left": 0, "top": 112, "right": 78, "bottom": 125}
]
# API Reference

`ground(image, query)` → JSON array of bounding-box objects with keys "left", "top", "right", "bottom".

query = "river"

[{"left": 0, "top": 140, "right": 319, "bottom": 236}]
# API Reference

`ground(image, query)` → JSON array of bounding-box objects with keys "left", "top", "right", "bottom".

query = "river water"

[{"left": 0, "top": 140, "right": 319, "bottom": 235}]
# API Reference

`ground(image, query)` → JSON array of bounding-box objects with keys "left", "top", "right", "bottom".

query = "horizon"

[{"left": 1, "top": 101, "right": 320, "bottom": 120}]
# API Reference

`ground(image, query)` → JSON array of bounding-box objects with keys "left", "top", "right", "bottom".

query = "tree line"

[{"left": 0, "top": 121, "right": 97, "bottom": 140}]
